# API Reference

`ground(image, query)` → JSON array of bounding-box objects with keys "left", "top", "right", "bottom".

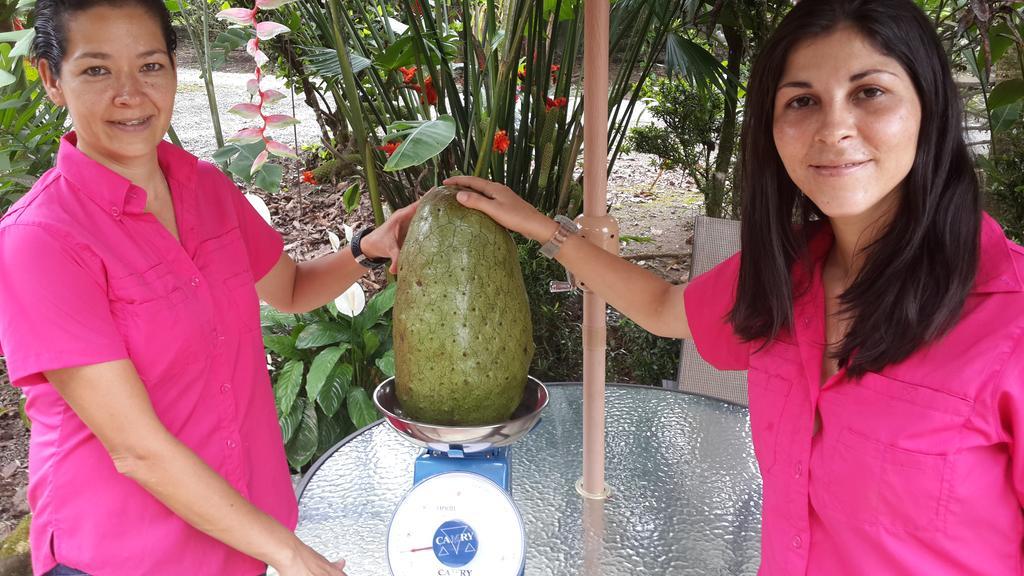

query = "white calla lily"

[
  {"left": 244, "top": 193, "right": 273, "bottom": 225},
  {"left": 334, "top": 283, "right": 366, "bottom": 317},
  {"left": 327, "top": 231, "right": 342, "bottom": 253}
]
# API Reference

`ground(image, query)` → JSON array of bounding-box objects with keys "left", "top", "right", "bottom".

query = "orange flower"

[
  {"left": 302, "top": 170, "right": 316, "bottom": 185},
  {"left": 545, "top": 96, "right": 568, "bottom": 111},
  {"left": 378, "top": 140, "right": 401, "bottom": 156},
  {"left": 398, "top": 66, "right": 417, "bottom": 84},
  {"left": 422, "top": 76, "right": 437, "bottom": 106},
  {"left": 493, "top": 130, "right": 510, "bottom": 154}
]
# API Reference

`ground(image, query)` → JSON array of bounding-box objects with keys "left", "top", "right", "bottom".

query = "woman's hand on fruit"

[
  {"left": 444, "top": 176, "right": 558, "bottom": 244},
  {"left": 361, "top": 201, "right": 419, "bottom": 274}
]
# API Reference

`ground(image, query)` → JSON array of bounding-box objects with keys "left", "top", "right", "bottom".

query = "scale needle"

[{"left": 406, "top": 546, "right": 433, "bottom": 553}]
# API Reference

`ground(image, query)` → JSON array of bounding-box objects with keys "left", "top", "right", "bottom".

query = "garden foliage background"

[{"left": 0, "top": 0, "right": 1022, "bottom": 482}]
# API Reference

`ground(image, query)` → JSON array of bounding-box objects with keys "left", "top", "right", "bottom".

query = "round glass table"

[{"left": 294, "top": 383, "right": 763, "bottom": 575}]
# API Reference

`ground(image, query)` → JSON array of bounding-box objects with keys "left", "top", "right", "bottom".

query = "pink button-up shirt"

[
  {"left": 685, "top": 213, "right": 1024, "bottom": 575},
  {"left": 0, "top": 132, "right": 296, "bottom": 575}
]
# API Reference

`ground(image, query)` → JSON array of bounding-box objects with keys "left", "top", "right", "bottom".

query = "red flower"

[
  {"left": 493, "top": 130, "right": 510, "bottom": 154},
  {"left": 378, "top": 140, "right": 402, "bottom": 156},
  {"left": 302, "top": 170, "right": 316, "bottom": 185},
  {"left": 550, "top": 64, "right": 560, "bottom": 82},
  {"left": 398, "top": 66, "right": 417, "bottom": 84},
  {"left": 12, "top": 18, "right": 23, "bottom": 31},
  {"left": 517, "top": 69, "right": 527, "bottom": 81},
  {"left": 545, "top": 96, "right": 568, "bottom": 111},
  {"left": 422, "top": 76, "right": 437, "bottom": 106},
  {"left": 411, "top": 0, "right": 423, "bottom": 14}
]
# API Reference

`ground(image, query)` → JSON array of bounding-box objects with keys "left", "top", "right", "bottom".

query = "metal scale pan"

[{"left": 372, "top": 376, "right": 548, "bottom": 576}]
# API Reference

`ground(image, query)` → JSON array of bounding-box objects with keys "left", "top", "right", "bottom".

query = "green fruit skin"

[{"left": 394, "top": 186, "right": 535, "bottom": 425}]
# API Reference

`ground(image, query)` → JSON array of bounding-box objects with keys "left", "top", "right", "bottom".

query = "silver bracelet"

[{"left": 540, "top": 215, "right": 579, "bottom": 258}]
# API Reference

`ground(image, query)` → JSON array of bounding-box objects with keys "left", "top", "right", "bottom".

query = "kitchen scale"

[{"left": 373, "top": 376, "right": 548, "bottom": 576}]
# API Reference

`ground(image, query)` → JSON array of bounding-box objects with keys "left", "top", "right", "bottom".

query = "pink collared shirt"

[
  {"left": 0, "top": 132, "right": 296, "bottom": 575},
  {"left": 685, "top": 213, "right": 1024, "bottom": 575}
]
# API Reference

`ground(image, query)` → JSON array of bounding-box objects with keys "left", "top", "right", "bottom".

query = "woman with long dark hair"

[{"left": 451, "top": 0, "right": 1024, "bottom": 573}]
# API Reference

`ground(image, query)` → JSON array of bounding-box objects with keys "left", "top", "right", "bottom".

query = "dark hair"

[
  {"left": 31, "top": 0, "right": 177, "bottom": 77},
  {"left": 730, "top": 0, "right": 981, "bottom": 376}
]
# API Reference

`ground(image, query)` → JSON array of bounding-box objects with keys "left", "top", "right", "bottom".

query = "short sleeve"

[
  {"left": 0, "top": 225, "right": 128, "bottom": 386},
  {"left": 683, "top": 251, "right": 750, "bottom": 370},
  {"left": 208, "top": 164, "right": 283, "bottom": 281}
]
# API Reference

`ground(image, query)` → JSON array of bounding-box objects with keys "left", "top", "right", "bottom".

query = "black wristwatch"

[{"left": 350, "top": 226, "right": 389, "bottom": 269}]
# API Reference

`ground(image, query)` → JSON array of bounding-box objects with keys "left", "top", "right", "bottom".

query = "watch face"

[{"left": 387, "top": 472, "right": 525, "bottom": 576}]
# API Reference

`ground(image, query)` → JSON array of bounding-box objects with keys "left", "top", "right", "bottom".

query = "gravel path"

[{"left": 172, "top": 67, "right": 327, "bottom": 162}]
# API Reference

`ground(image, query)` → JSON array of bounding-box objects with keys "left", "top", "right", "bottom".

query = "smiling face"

[
  {"left": 772, "top": 25, "right": 922, "bottom": 227},
  {"left": 38, "top": 4, "right": 176, "bottom": 169}
]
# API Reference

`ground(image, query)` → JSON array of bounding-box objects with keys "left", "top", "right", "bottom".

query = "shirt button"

[
  {"left": 191, "top": 276, "right": 201, "bottom": 287},
  {"left": 792, "top": 535, "right": 802, "bottom": 549},
  {"left": 110, "top": 207, "right": 121, "bottom": 217},
  {"left": 226, "top": 439, "right": 237, "bottom": 449},
  {"left": 220, "top": 384, "right": 231, "bottom": 393},
  {"left": 801, "top": 317, "right": 810, "bottom": 327},
  {"left": 794, "top": 462, "right": 802, "bottom": 479}
]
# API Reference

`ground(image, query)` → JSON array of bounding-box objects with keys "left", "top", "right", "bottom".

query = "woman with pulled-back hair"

[
  {"left": 0, "top": 0, "right": 417, "bottom": 574},
  {"left": 452, "top": 0, "right": 1024, "bottom": 573}
]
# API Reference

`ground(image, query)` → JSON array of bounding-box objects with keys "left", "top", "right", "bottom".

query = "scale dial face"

[{"left": 386, "top": 471, "right": 525, "bottom": 576}]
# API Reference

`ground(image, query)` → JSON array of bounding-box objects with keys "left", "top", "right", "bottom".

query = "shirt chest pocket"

[
  {"left": 821, "top": 373, "right": 973, "bottom": 533},
  {"left": 108, "top": 262, "right": 207, "bottom": 384},
  {"left": 747, "top": 341, "right": 800, "bottom": 474},
  {"left": 194, "top": 228, "right": 261, "bottom": 335}
]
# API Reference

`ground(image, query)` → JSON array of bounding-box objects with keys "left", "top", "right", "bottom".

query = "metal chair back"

[{"left": 671, "top": 215, "right": 748, "bottom": 406}]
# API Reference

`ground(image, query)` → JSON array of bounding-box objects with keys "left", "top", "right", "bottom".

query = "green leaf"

[
  {"left": 285, "top": 399, "right": 318, "bottom": 470},
  {"left": 989, "top": 79, "right": 1024, "bottom": 112},
  {"left": 986, "top": 23, "right": 1015, "bottom": 69},
  {"left": 375, "top": 350, "right": 395, "bottom": 377},
  {"left": 664, "top": 33, "right": 729, "bottom": 94},
  {"left": 363, "top": 282, "right": 397, "bottom": 325},
  {"left": 273, "top": 359, "right": 305, "bottom": 417},
  {"left": 342, "top": 181, "right": 360, "bottom": 213},
  {"left": 383, "top": 115, "right": 457, "bottom": 171},
  {"left": 299, "top": 46, "right": 373, "bottom": 79},
  {"left": 346, "top": 387, "right": 379, "bottom": 429},
  {"left": 0, "top": 30, "right": 31, "bottom": 43},
  {"left": 164, "top": 0, "right": 181, "bottom": 12},
  {"left": 254, "top": 163, "right": 284, "bottom": 193},
  {"left": 260, "top": 304, "right": 298, "bottom": 329},
  {"left": 306, "top": 346, "right": 344, "bottom": 401},
  {"left": 8, "top": 29, "right": 34, "bottom": 60},
  {"left": 374, "top": 35, "right": 415, "bottom": 70},
  {"left": 278, "top": 396, "right": 304, "bottom": 443},
  {"left": 316, "top": 405, "right": 351, "bottom": 454},
  {"left": 210, "top": 28, "right": 251, "bottom": 70},
  {"left": 263, "top": 333, "right": 301, "bottom": 360},
  {"left": 0, "top": 70, "right": 15, "bottom": 89},
  {"left": 318, "top": 362, "right": 353, "bottom": 416},
  {"left": 990, "top": 101, "right": 1021, "bottom": 133},
  {"left": 363, "top": 330, "right": 380, "bottom": 358},
  {"left": 295, "top": 321, "right": 349, "bottom": 348}
]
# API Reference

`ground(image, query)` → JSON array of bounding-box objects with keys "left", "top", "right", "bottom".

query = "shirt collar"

[
  {"left": 791, "top": 212, "right": 1022, "bottom": 295},
  {"left": 974, "top": 212, "right": 1023, "bottom": 293},
  {"left": 56, "top": 131, "right": 198, "bottom": 217}
]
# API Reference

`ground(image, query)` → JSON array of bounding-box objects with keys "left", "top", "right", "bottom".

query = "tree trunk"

[{"left": 712, "top": 24, "right": 744, "bottom": 219}]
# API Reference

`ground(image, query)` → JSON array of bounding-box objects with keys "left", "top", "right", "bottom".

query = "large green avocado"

[{"left": 393, "top": 186, "right": 535, "bottom": 425}]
